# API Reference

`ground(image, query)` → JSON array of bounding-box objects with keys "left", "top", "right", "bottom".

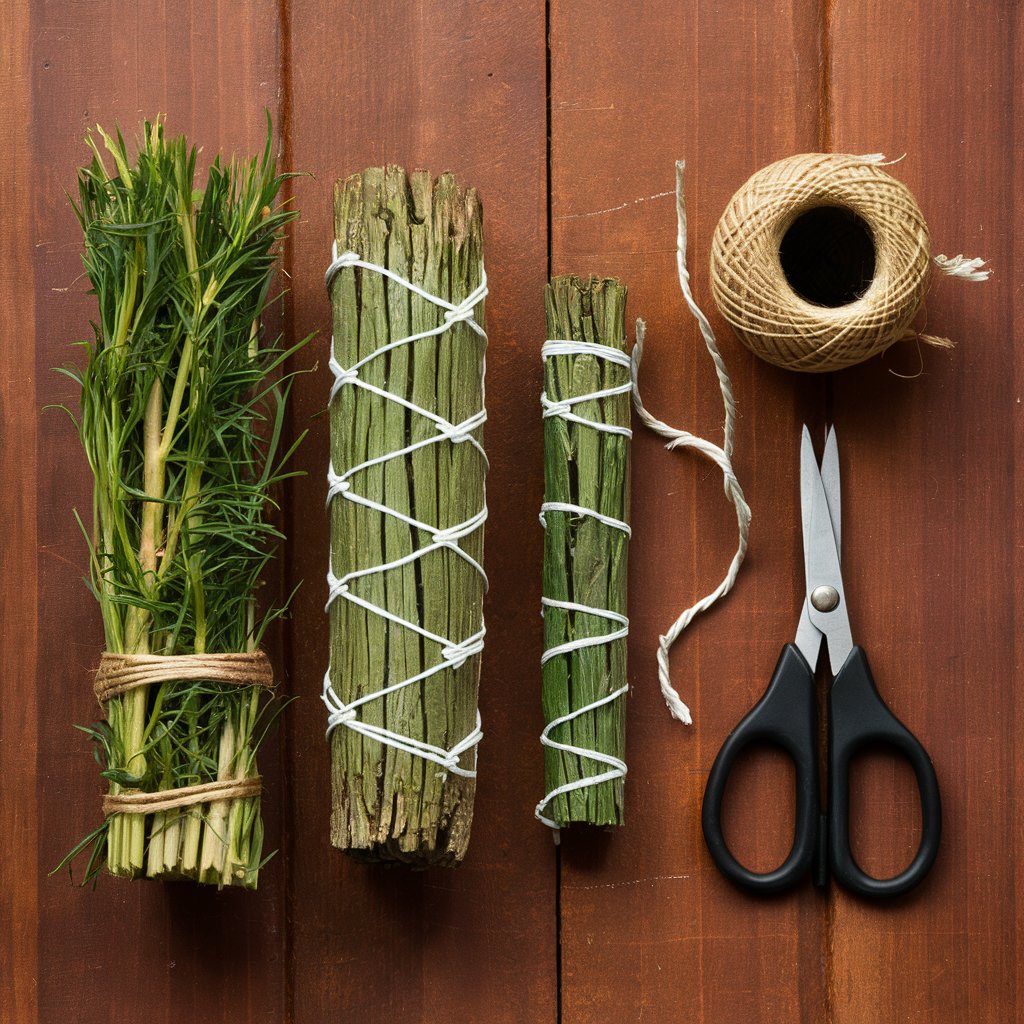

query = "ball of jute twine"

[
  {"left": 93, "top": 650, "right": 273, "bottom": 815},
  {"left": 710, "top": 153, "right": 989, "bottom": 373}
]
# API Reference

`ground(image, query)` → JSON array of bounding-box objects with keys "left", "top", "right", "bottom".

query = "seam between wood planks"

[{"left": 278, "top": 0, "right": 297, "bottom": 1018}]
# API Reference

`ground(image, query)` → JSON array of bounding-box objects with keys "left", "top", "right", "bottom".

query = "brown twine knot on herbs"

[
  {"left": 709, "top": 153, "right": 989, "bottom": 373},
  {"left": 93, "top": 650, "right": 274, "bottom": 816}
]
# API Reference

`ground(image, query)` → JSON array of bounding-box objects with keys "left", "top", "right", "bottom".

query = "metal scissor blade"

[
  {"left": 821, "top": 427, "right": 840, "bottom": 559},
  {"left": 802, "top": 426, "right": 841, "bottom": 560},
  {"left": 802, "top": 428, "right": 854, "bottom": 674},
  {"left": 800, "top": 426, "right": 817, "bottom": 593},
  {"left": 793, "top": 601, "right": 821, "bottom": 669},
  {"left": 796, "top": 427, "right": 823, "bottom": 666}
]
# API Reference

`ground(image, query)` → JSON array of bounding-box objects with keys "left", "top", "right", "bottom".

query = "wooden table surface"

[{"left": 2, "top": 2, "right": 1018, "bottom": 1021}]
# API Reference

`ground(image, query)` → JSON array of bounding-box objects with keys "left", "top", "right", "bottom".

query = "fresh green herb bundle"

[
  {"left": 60, "top": 119, "right": 303, "bottom": 887},
  {"left": 539, "top": 276, "right": 630, "bottom": 828},
  {"left": 327, "top": 167, "right": 487, "bottom": 864}
]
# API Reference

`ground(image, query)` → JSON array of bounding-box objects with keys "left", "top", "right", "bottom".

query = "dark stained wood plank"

[
  {"left": 4, "top": 3, "right": 1016, "bottom": 1021},
  {"left": 827, "top": 3, "right": 1019, "bottom": 1022},
  {"left": 1016, "top": 17, "right": 1024, "bottom": 1018},
  {"left": 549, "top": 1, "right": 827, "bottom": 1021},
  {"left": 280, "top": 1, "right": 555, "bottom": 1020},
  {"left": 0, "top": 4, "right": 39, "bottom": 1022},
  {"left": 29, "top": 3, "right": 288, "bottom": 1022}
]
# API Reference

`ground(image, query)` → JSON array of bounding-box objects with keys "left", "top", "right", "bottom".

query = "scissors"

[{"left": 701, "top": 426, "right": 941, "bottom": 898}]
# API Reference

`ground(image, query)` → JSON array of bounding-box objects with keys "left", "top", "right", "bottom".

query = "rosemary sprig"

[{"left": 57, "top": 117, "right": 306, "bottom": 887}]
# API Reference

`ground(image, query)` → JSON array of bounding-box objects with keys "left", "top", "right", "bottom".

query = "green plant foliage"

[{"left": 56, "top": 116, "right": 306, "bottom": 887}]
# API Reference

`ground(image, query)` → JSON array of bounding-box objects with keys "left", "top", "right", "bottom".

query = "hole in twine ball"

[
  {"left": 779, "top": 206, "right": 876, "bottom": 307},
  {"left": 710, "top": 153, "right": 933, "bottom": 373}
]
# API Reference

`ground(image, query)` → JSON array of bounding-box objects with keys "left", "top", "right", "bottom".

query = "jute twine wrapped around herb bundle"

[
  {"left": 323, "top": 167, "right": 487, "bottom": 865},
  {"left": 93, "top": 653, "right": 271, "bottom": 815},
  {"left": 536, "top": 276, "right": 630, "bottom": 830}
]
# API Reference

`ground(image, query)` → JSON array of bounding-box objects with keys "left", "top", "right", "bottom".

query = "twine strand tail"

[
  {"left": 916, "top": 333, "right": 956, "bottom": 350},
  {"left": 673, "top": 161, "right": 738, "bottom": 461},
  {"left": 934, "top": 253, "right": 991, "bottom": 282},
  {"left": 631, "top": 162, "right": 751, "bottom": 726},
  {"left": 909, "top": 252, "right": 990, "bottom": 353}
]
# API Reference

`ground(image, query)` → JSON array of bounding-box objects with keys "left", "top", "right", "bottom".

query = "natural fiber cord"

[
  {"left": 92, "top": 651, "right": 274, "bottom": 815},
  {"left": 630, "top": 161, "right": 751, "bottom": 726},
  {"left": 93, "top": 651, "right": 274, "bottom": 704},
  {"left": 710, "top": 153, "right": 989, "bottom": 372},
  {"left": 102, "top": 778, "right": 263, "bottom": 816}
]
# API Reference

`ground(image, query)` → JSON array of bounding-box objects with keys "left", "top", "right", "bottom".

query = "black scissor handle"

[
  {"left": 702, "top": 644, "right": 820, "bottom": 894},
  {"left": 828, "top": 646, "right": 942, "bottom": 898}
]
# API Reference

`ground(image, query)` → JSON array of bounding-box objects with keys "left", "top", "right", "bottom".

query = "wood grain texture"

[
  {"left": 280, "top": 1, "right": 554, "bottom": 1020},
  {"left": 826, "top": 2, "right": 1020, "bottom": 1021},
  {"left": 2, "top": 1, "right": 1020, "bottom": 1021},
  {"left": 27, "top": 3, "right": 287, "bottom": 1022},
  {"left": 1016, "top": 14, "right": 1024, "bottom": 1021},
  {"left": 549, "top": 2, "right": 827, "bottom": 1021},
  {"left": 0, "top": 3, "right": 39, "bottom": 1021}
]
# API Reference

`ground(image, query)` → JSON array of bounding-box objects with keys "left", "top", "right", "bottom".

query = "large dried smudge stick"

[{"left": 323, "top": 167, "right": 487, "bottom": 865}]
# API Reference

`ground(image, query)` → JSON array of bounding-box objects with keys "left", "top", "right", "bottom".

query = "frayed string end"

[
  {"left": 918, "top": 333, "right": 956, "bottom": 350},
  {"left": 934, "top": 253, "right": 991, "bottom": 282},
  {"left": 658, "top": 638, "right": 692, "bottom": 725}
]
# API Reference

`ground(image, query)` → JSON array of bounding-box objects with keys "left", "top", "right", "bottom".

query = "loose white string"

[
  {"left": 630, "top": 160, "right": 752, "bottom": 726},
  {"left": 536, "top": 339, "right": 632, "bottom": 830},
  {"left": 322, "top": 243, "right": 487, "bottom": 778},
  {"left": 933, "top": 253, "right": 990, "bottom": 281}
]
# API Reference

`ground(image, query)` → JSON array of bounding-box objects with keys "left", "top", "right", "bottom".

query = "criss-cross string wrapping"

[
  {"left": 322, "top": 243, "right": 488, "bottom": 778},
  {"left": 535, "top": 338, "right": 632, "bottom": 829}
]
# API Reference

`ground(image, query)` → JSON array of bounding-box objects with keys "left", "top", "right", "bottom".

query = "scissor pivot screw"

[{"left": 811, "top": 586, "right": 840, "bottom": 612}]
